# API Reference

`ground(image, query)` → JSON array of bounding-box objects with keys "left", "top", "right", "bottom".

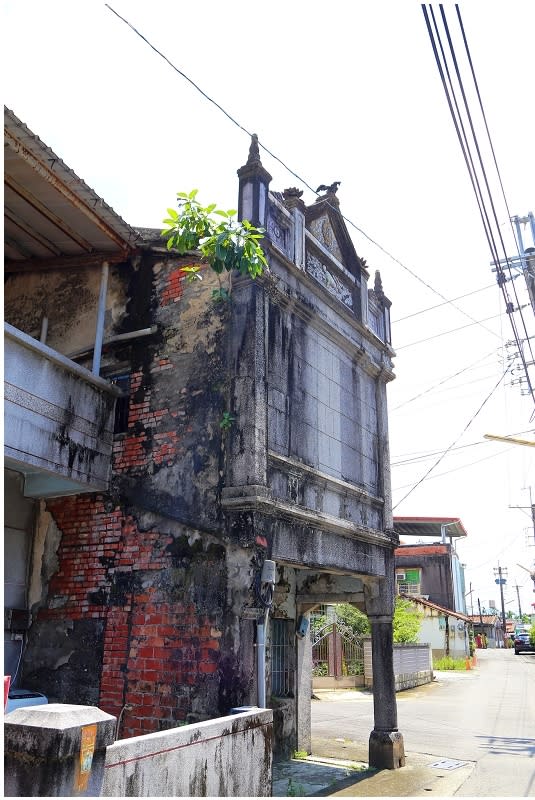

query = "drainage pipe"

[{"left": 257, "top": 606, "right": 270, "bottom": 708}]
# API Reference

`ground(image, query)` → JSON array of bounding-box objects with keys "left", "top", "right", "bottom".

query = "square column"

[{"left": 368, "top": 617, "right": 405, "bottom": 769}]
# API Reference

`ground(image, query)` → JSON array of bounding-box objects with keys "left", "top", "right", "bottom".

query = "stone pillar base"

[{"left": 369, "top": 729, "right": 405, "bottom": 770}]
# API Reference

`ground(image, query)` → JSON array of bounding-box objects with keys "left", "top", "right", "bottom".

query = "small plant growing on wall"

[
  {"left": 219, "top": 411, "right": 235, "bottom": 431},
  {"left": 162, "top": 190, "right": 267, "bottom": 292}
]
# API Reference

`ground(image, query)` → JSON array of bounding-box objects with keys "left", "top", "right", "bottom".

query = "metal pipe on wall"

[
  {"left": 92, "top": 261, "right": 109, "bottom": 376},
  {"left": 39, "top": 317, "right": 48, "bottom": 345}
]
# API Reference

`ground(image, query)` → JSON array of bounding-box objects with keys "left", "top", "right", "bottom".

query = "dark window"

[
  {"left": 110, "top": 374, "right": 131, "bottom": 434},
  {"left": 271, "top": 619, "right": 294, "bottom": 697}
]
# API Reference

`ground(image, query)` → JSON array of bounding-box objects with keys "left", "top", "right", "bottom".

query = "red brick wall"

[{"left": 43, "top": 495, "right": 223, "bottom": 738}]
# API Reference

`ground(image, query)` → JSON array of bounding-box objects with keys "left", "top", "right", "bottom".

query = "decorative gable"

[{"left": 307, "top": 215, "right": 343, "bottom": 263}]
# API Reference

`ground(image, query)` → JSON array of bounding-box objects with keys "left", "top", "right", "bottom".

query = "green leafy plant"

[
  {"left": 219, "top": 411, "right": 235, "bottom": 431},
  {"left": 529, "top": 624, "right": 535, "bottom": 647},
  {"left": 433, "top": 656, "right": 467, "bottom": 670},
  {"left": 393, "top": 597, "right": 424, "bottom": 643},
  {"left": 162, "top": 190, "right": 267, "bottom": 281},
  {"left": 293, "top": 750, "right": 308, "bottom": 760}
]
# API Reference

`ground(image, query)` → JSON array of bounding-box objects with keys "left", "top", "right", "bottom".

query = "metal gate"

[{"left": 312, "top": 621, "right": 364, "bottom": 678}]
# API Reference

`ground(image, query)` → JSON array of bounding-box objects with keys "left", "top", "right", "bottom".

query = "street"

[{"left": 312, "top": 649, "right": 535, "bottom": 797}]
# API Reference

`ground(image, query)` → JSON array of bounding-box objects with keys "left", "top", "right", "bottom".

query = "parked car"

[{"left": 513, "top": 632, "right": 535, "bottom": 655}]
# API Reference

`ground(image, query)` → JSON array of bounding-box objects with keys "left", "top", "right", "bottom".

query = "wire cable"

[
  {"left": 105, "top": 4, "right": 505, "bottom": 343},
  {"left": 391, "top": 348, "right": 499, "bottom": 410},
  {"left": 396, "top": 311, "right": 505, "bottom": 350},
  {"left": 392, "top": 363, "right": 512, "bottom": 510},
  {"left": 393, "top": 283, "right": 495, "bottom": 324},
  {"left": 392, "top": 443, "right": 513, "bottom": 489},
  {"left": 422, "top": 4, "right": 535, "bottom": 405}
]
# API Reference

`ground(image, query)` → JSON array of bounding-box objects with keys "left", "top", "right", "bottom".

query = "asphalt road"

[{"left": 311, "top": 648, "right": 535, "bottom": 797}]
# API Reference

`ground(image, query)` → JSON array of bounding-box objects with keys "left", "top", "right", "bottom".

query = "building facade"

[
  {"left": 394, "top": 517, "right": 467, "bottom": 613},
  {"left": 4, "top": 109, "right": 404, "bottom": 767}
]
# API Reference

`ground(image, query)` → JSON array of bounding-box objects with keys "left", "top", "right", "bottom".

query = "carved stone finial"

[
  {"left": 374, "top": 270, "right": 384, "bottom": 297},
  {"left": 247, "top": 133, "right": 261, "bottom": 166},
  {"left": 283, "top": 187, "right": 303, "bottom": 200},
  {"left": 282, "top": 186, "right": 305, "bottom": 213}
]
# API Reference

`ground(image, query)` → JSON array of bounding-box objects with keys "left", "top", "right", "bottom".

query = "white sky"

[{"left": 4, "top": 1, "right": 535, "bottom": 617}]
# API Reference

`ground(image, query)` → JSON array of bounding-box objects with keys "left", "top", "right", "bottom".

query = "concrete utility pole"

[
  {"left": 493, "top": 565, "right": 508, "bottom": 646},
  {"left": 514, "top": 584, "right": 523, "bottom": 619}
]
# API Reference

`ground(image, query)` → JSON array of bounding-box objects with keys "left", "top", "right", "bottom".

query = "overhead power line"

[
  {"left": 392, "top": 363, "right": 511, "bottom": 510},
  {"left": 106, "top": 3, "right": 505, "bottom": 343},
  {"left": 421, "top": 3, "right": 535, "bottom": 406},
  {"left": 396, "top": 311, "right": 504, "bottom": 350},
  {"left": 392, "top": 282, "right": 495, "bottom": 324},
  {"left": 391, "top": 348, "right": 499, "bottom": 410}
]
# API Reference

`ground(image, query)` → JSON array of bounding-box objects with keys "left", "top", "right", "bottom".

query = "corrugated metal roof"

[
  {"left": 400, "top": 593, "right": 471, "bottom": 622},
  {"left": 394, "top": 516, "right": 468, "bottom": 539},
  {"left": 4, "top": 107, "right": 142, "bottom": 271}
]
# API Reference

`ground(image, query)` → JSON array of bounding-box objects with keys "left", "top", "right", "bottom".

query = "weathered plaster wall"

[
  {"left": 102, "top": 708, "right": 273, "bottom": 797},
  {"left": 3, "top": 264, "right": 126, "bottom": 356},
  {"left": 20, "top": 256, "right": 266, "bottom": 736},
  {"left": 110, "top": 257, "right": 232, "bottom": 531}
]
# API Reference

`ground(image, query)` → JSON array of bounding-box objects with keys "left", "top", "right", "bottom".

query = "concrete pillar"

[
  {"left": 4, "top": 704, "right": 116, "bottom": 797},
  {"left": 368, "top": 617, "right": 405, "bottom": 770},
  {"left": 295, "top": 613, "right": 312, "bottom": 753},
  {"left": 281, "top": 188, "right": 306, "bottom": 270}
]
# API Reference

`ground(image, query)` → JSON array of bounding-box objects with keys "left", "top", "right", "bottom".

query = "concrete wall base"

[{"left": 368, "top": 730, "right": 406, "bottom": 770}]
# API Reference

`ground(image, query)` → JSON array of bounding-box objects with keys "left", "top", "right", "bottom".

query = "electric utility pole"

[
  {"left": 494, "top": 565, "right": 508, "bottom": 646},
  {"left": 514, "top": 584, "right": 523, "bottom": 619}
]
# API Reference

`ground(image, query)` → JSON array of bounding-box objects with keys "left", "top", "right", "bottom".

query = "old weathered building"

[
  {"left": 4, "top": 108, "right": 404, "bottom": 767},
  {"left": 394, "top": 516, "right": 468, "bottom": 612}
]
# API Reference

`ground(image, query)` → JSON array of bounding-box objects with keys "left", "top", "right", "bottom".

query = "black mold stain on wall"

[{"left": 21, "top": 618, "right": 105, "bottom": 705}]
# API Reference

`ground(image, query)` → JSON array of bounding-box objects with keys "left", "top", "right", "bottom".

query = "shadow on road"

[{"left": 476, "top": 735, "right": 535, "bottom": 757}]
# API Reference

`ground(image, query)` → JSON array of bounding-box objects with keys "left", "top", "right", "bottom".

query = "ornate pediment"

[{"left": 308, "top": 215, "right": 343, "bottom": 263}]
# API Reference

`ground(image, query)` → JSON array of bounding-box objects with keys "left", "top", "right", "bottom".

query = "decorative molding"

[
  {"left": 306, "top": 252, "right": 353, "bottom": 309},
  {"left": 268, "top": 451, "right": 383, "bottom": 507}
]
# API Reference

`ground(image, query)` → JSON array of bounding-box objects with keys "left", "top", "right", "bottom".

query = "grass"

[
  {"left": 292, "top": 750, "right": 309, "bottom": 760},
  {"left": 433, "top": 656, "right": 470, "bottom": 671}
]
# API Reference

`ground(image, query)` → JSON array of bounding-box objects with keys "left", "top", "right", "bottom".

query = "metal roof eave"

[
  {"left": 393, "top": 516, "right": 468, "bottom": 539},
  {"left": 4, "top": 107, "right": 143, "bottom": 270}
]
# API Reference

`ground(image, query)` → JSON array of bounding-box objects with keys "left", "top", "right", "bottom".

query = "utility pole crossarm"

[{"left": 484, "top": 434, "right": 535, "bottom": 447}]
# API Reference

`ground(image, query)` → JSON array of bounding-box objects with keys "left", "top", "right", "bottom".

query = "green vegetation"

[
  {"left": 292, "top": 750, "right": 308, "bottom": 760},
  {"left": 393, "top": 597, "right": 424, "bottom": 643},
  {"left": 312, "top": 597, "right": 423, "bottom": 644},
  {"left": 219, "top": 411, "right": 235, "bottom": 431},
  {"left": 530, "top": 624, "right": 535, "bottom": 646},
  {"left": 162, "top": 189, "right": 267, "bottom": 283},
  {"left": 433, "top": 656, "right": 468, "bottom": 670}
]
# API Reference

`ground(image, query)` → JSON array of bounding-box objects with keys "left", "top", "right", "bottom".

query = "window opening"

[
  {"left": 110, "top": 373, "right": 131, "bottom": 433},
  {"left": 271, "top": 619, "right": 294, "bottom": 697}
]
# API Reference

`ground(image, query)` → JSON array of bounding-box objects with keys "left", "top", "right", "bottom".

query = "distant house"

[
  {"left": 400, "top": 594, "right": 471, "bottom": 660},
  {"left": 394, "top": 517, "right": 467, "bottom": 613},
  {"left": 4, "top": 108, "right": 405, "bottom": 768},
  {"left": 468, "top": 614, "right": 505, "bottom": 649}
]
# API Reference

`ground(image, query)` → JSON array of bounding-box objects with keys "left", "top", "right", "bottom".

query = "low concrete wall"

[
  {"left": 364, "top": 640, "right": 433, "bottom": 690},
  {"left": 102, "top": 708, "right": 273, "bottom": 797}
]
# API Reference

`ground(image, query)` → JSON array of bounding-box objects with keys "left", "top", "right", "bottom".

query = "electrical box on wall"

[
  {"left": 296, "top": 615, "right": 309, "bottom": 639},
  {"left": 4, "top": 608, "right": 32, "bottom": 631}
]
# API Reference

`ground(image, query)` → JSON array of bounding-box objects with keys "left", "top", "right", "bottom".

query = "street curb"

[{"left": 311, "top": 737, "right": 476, "bottom": 797}]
